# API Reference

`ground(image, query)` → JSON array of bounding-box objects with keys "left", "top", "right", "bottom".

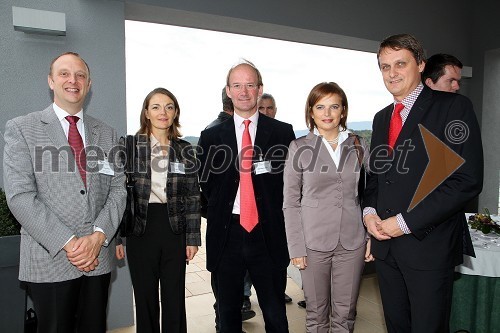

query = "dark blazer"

[
  {"left": 363, "top": 86, "right": 483, "bottom": 270},
  {"left": 197, "top": 114, "right": 295, "bottom": 271},
  {"left": 131, "top": 134, "right": 201, "bottom": 246}
]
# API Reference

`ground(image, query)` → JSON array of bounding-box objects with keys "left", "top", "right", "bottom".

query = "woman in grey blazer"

[
  {"left": 283, "top": 82, "right": 373, "bottom": 333},
  {"left": 117, "top": 88, "right": 201, "bottom": 333}
]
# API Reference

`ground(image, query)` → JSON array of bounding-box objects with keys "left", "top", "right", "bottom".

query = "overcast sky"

[{"left": 125, "top": 20, "right": 392, "bottom": 137}]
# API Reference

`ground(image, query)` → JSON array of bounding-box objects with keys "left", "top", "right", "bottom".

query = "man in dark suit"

[
  {"left": 363, "top": 34, "right": 483, "bottom": 333},
  {"left": 197, "top": 60, "right": 295, "bottom": 332},
  {"left": 3, "top": 52, "right": 126, "bottom": 332}
]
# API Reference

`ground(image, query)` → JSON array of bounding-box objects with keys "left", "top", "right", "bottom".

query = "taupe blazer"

[
  {"left": 3, "top": 105, "right": 126, "bottom": 283},
  {"left": 283, "top": 132, "right": 367, "bottom": 259}
]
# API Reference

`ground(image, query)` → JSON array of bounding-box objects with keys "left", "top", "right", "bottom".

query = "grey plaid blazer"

[
  {"left": 3, "top": 105, "right": 126, "bottom": 283},
  {"left": 130, "top": 134, "right": 201, "bottom": 246}
]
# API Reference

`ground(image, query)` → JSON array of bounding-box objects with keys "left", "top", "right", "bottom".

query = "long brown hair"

[{"left": 137, "top": 87, "right": 182, "bottom": 139}]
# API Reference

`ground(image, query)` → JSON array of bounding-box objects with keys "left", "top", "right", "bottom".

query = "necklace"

[{"left": 325, "top": 134, "right": 339, "bottom": 145}]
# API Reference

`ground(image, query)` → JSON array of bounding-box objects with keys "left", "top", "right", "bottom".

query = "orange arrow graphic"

[{"left": 408, "top": 124, "right": 465, "bottom": 212}]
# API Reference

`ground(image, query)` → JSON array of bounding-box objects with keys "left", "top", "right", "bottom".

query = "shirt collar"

[
  {"left": 233, "top": 110, "right": 259, "bottom": 128},
  {"left": 395, "top": 82, "right": 424, "bottom": 109},
  {"left": 313, "top": 126, "right": 350, "bottom": 145},
  {"left": 150, "top": 134, "right": 161, "bottom": 149},
  {"left": 53, "top": 103, "right": 84, "bottom": 122}
]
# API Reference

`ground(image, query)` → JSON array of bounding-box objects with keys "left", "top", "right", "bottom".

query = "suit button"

[
  {"left": 80, "top": 190, "right": 85, "bottom": 195},
  {"left": 235, "top": 179, "right": 239, "bottom": 183},
  {"left": 228, "top": 201, "right": 233, "bottom": 206},
  {"left": 385, "top": 208, "right": 392, "bottom": 214},
  {"left": 385, "top": 180, "right": 392, "bottom": 184},
  {"left": 167, "top": 183, "right": 171, "bottom": 187}
]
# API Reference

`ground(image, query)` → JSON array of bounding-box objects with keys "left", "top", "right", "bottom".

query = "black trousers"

[
  {"left": 376, "top": 249, "right": 455, "bottom": 333},
  {"left": 127, "top": 203, "right": 187, "bottom": 333},
  {"left": 28, "top": 273, "right": 111, "bottom": 333},
  {"left": 216, "top": 215, "right": 288, "bottom": 333}
]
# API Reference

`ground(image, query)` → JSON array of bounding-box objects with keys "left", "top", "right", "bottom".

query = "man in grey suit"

[{"left": 3, "top": 52, "right": 126, "bottom": 332}]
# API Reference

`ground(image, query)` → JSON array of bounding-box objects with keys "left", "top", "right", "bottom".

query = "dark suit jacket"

[
  {"left": 197, "top": 113, "right": 295, "bottom": 271},
  {"left": 363, "top": 86, "right": 483, "bottom": 270},
  {"left": 131, "top": 134, "right": 201, "bottom": 246}
]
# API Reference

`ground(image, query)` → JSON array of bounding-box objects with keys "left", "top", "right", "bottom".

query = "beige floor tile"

[
  {"left": 185, "top": 272, "right": 204, "bottom": 284},
  {"left": 196, "top": 269, "right": 212, "bottom": 282},
  {"left": 354, "top": 316, "right": 388, "bottom": 333},
  {"left": 185, "top": 262, "right": 203, "bottom": 273},
  {"left": 186, "top": 292, "right": 216, "bottom": 317},
  {"left": 185, "top": 279, "right": 213, "bottom": 296}
]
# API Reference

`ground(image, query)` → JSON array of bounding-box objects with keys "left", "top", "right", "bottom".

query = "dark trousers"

[
  {"left": 127, "top": 203, "right": 187, "bottom": 333},
  {"left": 376, "top": 249, "right": 455, "bottom": 333},
  {"left": 28, "top": 273, "right": 111, "bottom": 333},
  {"left": 216, "top": 215, "right": 288, "bottom": 333}
]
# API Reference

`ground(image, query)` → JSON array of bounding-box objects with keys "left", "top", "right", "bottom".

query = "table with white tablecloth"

[{"left": 451, "top": 217, "right": 500, "bottom": 333}]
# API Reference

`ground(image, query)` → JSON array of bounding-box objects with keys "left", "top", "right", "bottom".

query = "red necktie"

[
  {"left": 388, "top": 103, "right": 405, "bottom": 150},
  {"left": 66, "top": 116, "right": 87, "bottom": 187},
  {"left": 240, "top": 120, "right": 258, "bottom": 232}
]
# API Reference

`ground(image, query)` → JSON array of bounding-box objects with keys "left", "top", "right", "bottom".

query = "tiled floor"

[{"left": 108, "top": 222, "right": 387, "bottom": 333}]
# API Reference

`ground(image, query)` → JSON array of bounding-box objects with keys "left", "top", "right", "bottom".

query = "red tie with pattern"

[
  {"left": 66, "top": 116, "right": 87, "bottom": 187},
  {"left": 388, "top": 103, "right": 405, "bottom": 151},
  {"left": 240, "top": 119, "right": 258, "bottom": 232}
]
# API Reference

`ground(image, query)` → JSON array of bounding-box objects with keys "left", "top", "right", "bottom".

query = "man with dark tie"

[
  {"left": 363, "top": 34, "right": 483, "bottom": 333},
  {"left": 3, "top": 52, "right": 126, "bottom": 333},
  {"left": 197, "top": 60, "right": 295, "bottom": 332}
]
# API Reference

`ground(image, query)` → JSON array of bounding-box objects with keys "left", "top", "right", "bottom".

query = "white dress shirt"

[
  {"left": 53, "top": 103, "right": 86, "bottom": 146},
  {"left": 232, "top": 111, "right": 259, "bottom": 215},
  {"left": 314, "top": 127, "right": 350, "bottom": 169}
]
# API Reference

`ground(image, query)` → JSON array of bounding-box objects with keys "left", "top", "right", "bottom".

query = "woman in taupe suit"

[
  {"left": 283, "top": 82, "right": 373, "bottom": 333},
  {"left": 116, "top": 88, "right": 201, "bottom": 333}
]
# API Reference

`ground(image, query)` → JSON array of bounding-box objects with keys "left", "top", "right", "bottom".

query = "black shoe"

[
  {"left": 297, "top": 300, "right": 306, "bottom": 308},
  {"left": 242, "top": 296, "right": 251, "bottom": 311},
  {"left": 241, "top": 308, "right": 256, "bottom": 321},
  {"left": 284, "top": 293, "right": 292, "bottom": 303}
]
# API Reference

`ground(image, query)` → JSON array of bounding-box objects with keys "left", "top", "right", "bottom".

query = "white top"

[
  {"left": 148, "top": 135, "right": 169, "bottom": 204},
  {"left": 232, "top": 111, "right": 259, "bottom": 215},
  {"left": 313, "top": 127, "right": 350, "bottom": 168},
  {"left": 53, "top": 103, "right": 86, "bottom": 146}
]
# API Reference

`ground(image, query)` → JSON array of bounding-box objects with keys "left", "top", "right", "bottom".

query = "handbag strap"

[
  {"left": 349, "top": 133, "right": 363, "bottom": 168},
  {"left": 125, "top": 135, "right": 135, "bottom": 176}
]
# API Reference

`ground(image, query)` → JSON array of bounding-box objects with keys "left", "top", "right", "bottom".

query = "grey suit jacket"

[
  {"left": 3, "top": 105, "right": 126, "bottom": 283},
  {"left": 283, "top": 132, "right": 367, "bottom": 259}
]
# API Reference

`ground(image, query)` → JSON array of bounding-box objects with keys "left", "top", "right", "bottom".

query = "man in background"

[
  {"left": 206, "top": 87, "right": 234, "bottom": 130},
  {"left": 422, "top": 53, "right": 463, "bottom": 93},
  {"left": 257, "top": 93, "right": 278, "bottom": 118},
  {"left": 3, "top": 52, "right": 126, "bottom": 332}
]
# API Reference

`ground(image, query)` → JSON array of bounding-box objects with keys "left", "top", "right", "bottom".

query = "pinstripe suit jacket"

[{"left": 3, "top": 105, "right": 126, "bottom": 283}]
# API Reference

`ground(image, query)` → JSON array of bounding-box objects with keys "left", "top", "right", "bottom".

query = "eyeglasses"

[{"left": 229, "top": 83, "right": 259, "bottom": 91}]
